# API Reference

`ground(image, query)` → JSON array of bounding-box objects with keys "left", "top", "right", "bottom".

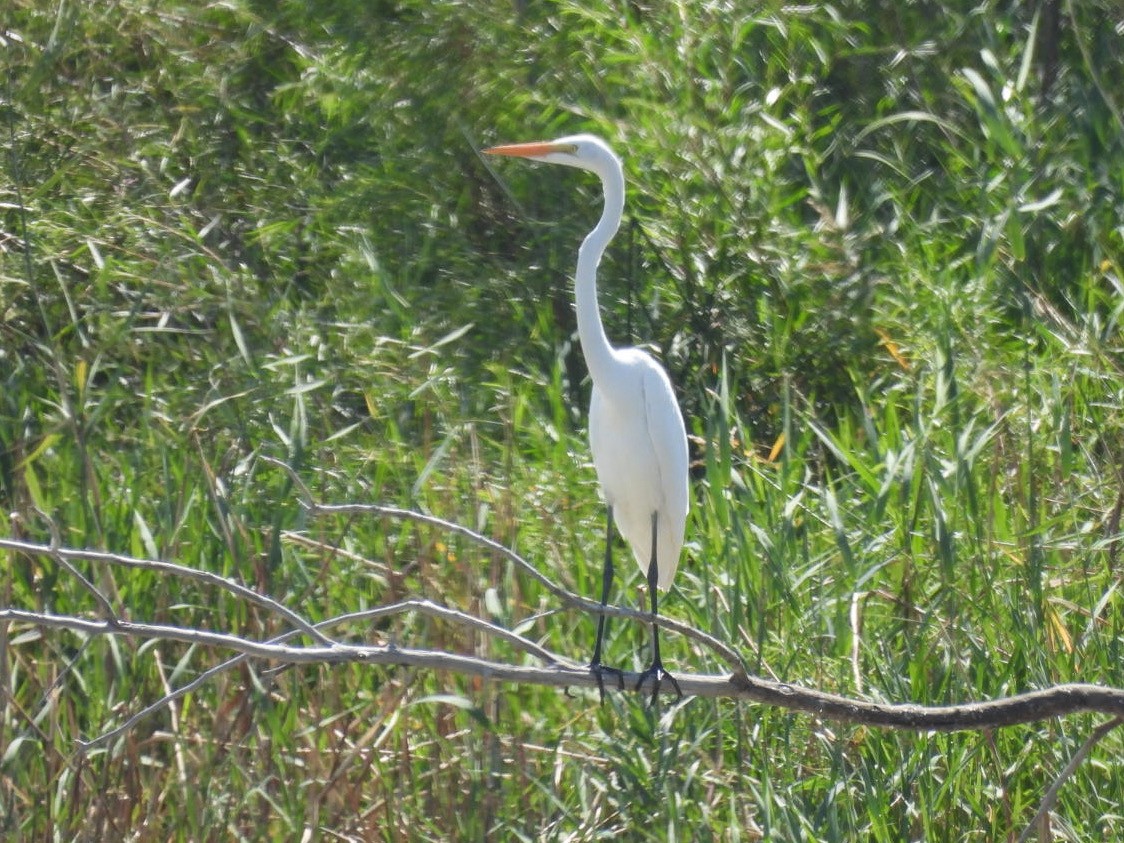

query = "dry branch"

[
  {"left": 2, "top": 603, "right": 1124, "bottom": 733},
  {"left": 3, "top": 482, "right": 1123, "bottom": 843},
  {"left": 0, "top": 536, "right": 333, "bottom": 647},
  {"left": 309, "top": 500, "right": 750, "bottom": 671},
  {"left": 6, "top": 501, "right": 1124, "bottom": 732}
]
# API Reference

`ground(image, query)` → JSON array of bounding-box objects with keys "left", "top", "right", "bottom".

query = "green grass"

[{"left": 3, "top": 0, "right": 1124, "bottom": 839}]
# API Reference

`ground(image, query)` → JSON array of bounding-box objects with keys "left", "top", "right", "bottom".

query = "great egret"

[{"left": 484, "top": 134, "right": 689, "bottom": 702}]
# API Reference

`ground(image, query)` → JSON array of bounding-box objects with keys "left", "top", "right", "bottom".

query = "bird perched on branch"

[{"left": 484, "top": 134, "right": 689, "bottom": 702}]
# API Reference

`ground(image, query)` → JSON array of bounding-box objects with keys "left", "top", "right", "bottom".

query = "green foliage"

[{"left": 3, "top": 0, "right": 1124, "bottom": 839}]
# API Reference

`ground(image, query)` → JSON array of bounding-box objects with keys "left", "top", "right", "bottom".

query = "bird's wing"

[{"left": 641, "top": 359, "right": 690, "bottom": 590}]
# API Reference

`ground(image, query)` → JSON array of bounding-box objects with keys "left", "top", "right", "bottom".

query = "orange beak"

[{"left": 483, "top": 141, "right": 572, "bottom": 158}]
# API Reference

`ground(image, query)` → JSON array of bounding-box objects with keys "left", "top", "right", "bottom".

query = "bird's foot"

[
  {"left": 589, "top": 661, "right": 625, "bottom": 704},
  {"left": 635, "top": 660, "right": 682, "bottom": 705}
]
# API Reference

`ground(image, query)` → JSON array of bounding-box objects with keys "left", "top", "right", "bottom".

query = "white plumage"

[
  {"left": 589, "top": 347, "right": 688, "bottom": 591},
  {"left": 485, "top": 133, "right": 689, "bottom": 698}
]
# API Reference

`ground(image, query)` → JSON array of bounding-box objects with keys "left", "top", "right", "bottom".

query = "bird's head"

[{"left": 483, "top": 133, "right": 620, "bottom": 178}]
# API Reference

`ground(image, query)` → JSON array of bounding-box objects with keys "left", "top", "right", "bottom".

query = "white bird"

[{"left": 484, "top": 134, "right": 689, "bottom": 701}]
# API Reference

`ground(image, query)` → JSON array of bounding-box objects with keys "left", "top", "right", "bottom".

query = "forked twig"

[
  {"left": 75, "top": 598, "right": 570, "bottom": 750},
  {"left": 0, "top": 537, "right": 335, "bottom": 647},
  {"left": 323, "top": 500, "right": 749, "bottom": 677},
  {"left": 261, "top": 457, "right": 750, "bottom": 681},
  {"left": 33, "top": 509, "right": 117, "bottom": 622},
  {"left": 264, "top": 456, "right": 750, "bottom": 674},
  {"left": 337, "top": 597, "right": 574, "bottom": 667}
]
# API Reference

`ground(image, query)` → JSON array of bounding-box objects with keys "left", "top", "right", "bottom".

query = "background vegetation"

[{"left": 3, "top": 0, "right": 1124, "bottom": 839}]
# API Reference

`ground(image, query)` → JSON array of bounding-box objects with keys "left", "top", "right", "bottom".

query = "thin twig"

[
  {"left": 1015, "top": 715, "right": 1124, "bottom": 843},
  {"left": 78, "top": 598, "right": 572, "bottom": 751},
  {"left": 280, "top": 530, "right": 391, "bottom": 577},
  {"left": 271, "top": 458, "right": 721, "bottom": 664},
  {"left": 328, "top": 598, "right": 574, "bottom": 667},
  {"left": 82, "top": 637, "right": 300, "bottom": 752},
  {"left": 269, "top": 472, "right": 750, "bottom": 682},
  {"left": 0, "top": 537, "right": 335, "bottom": 647},
  {"left": 267, "top": 455, "right": 748, "bottom": 674},
  {"left": 34, "top": 509, "right": 117, "bottom": 622}
]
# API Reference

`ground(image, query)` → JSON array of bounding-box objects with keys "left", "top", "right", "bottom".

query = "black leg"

[
  {"left": 635, "top": 512, "right": 682, "bottom": 704},
  {"left": 590, "top": 506, "right": 624, "bottom": 702}
]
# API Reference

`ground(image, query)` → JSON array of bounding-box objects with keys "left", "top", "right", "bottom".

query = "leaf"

[
  {"left": 2, "top": 735, "right": 34, "bottom": 766},
  {"left": 767, "top": 431, "right": 786, "bottom": 462},
  {"left": 1006, "top": 212, "right": 1026, "bottom": 262},
  {"left": 22, "top": 463, "right": 47, "bottom": 512},
  {"left": 229, "top": 310, "right": 253, "bottom": 368},
  {"left": 1015, "top": 8, "right": 1039, "bottom": 94},
  {"left": 411, "top": 694, "right": 476, "bottom": 710},
  {"left": 1017, "top": 189, "right": 1063, "bottom": 214},
  {"left": 854, "top": 110, "right": 963, "bottom": 143},
  {"left": 133, "top": 510, "right": 159, "bottom": 560},
  {"left": 18, "top": 433, "right": 61, "bottom": 469},
  {"left": 484, "top": 587, "right": 503, "bottom": 619},
  {"left": 1044, "top": 602, "right": 1074, "bottom": 655},
  {"left": 74, "top": 357, "right": 88, "bottom": 399},
  {"left": 283, "top": 378, "right": 327, "bottom": 397},
  {"left": 169, "top": 176, "right": 192, "bottom": 198},
  {"left": 961, "top": 67, "right": 996, "bottom": 112},
  {"left": 86, "top": 238, "right": 104, "bottom": 270},
  {"left": 960, "top": 67, "right": 1023, "bottom": 158},
  {"left": 875, "top": 327, "right": 910, "bottom": 371},
  {"left": 408, "top": 323, "right": 474, "bottom": 359}
]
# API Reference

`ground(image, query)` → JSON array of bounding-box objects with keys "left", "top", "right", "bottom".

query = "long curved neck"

[{"left": 575, "top": 162, "right": 626, "bottom": 391}]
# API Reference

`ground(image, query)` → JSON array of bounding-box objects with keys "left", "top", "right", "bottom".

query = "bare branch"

[
  {"left": 0, "top": 537, "right": 335, "bottom": 647},
  {"left": 0, "top": 608, "right": 337, "bottom": 661},
  {"left": 33, "top": 508, "right": 117, "bottom": 621},
  {"left": 334, "top": 598, "right": 576, "bottom": 667},
  {"left": 7, "top": 477, "right": 1124, "bottom": 817},
  {"left": 298, "top": 498, "right": 750, "bottom": 680},
  {"left": 726, "top": 673, "right": 1124, "bottom": 731},
  {"left": 77, "top": 598, "right": 572, "bottom": 751},
  {"left": 7, "top": 607, "right": 1124, "bottom": 737}
]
